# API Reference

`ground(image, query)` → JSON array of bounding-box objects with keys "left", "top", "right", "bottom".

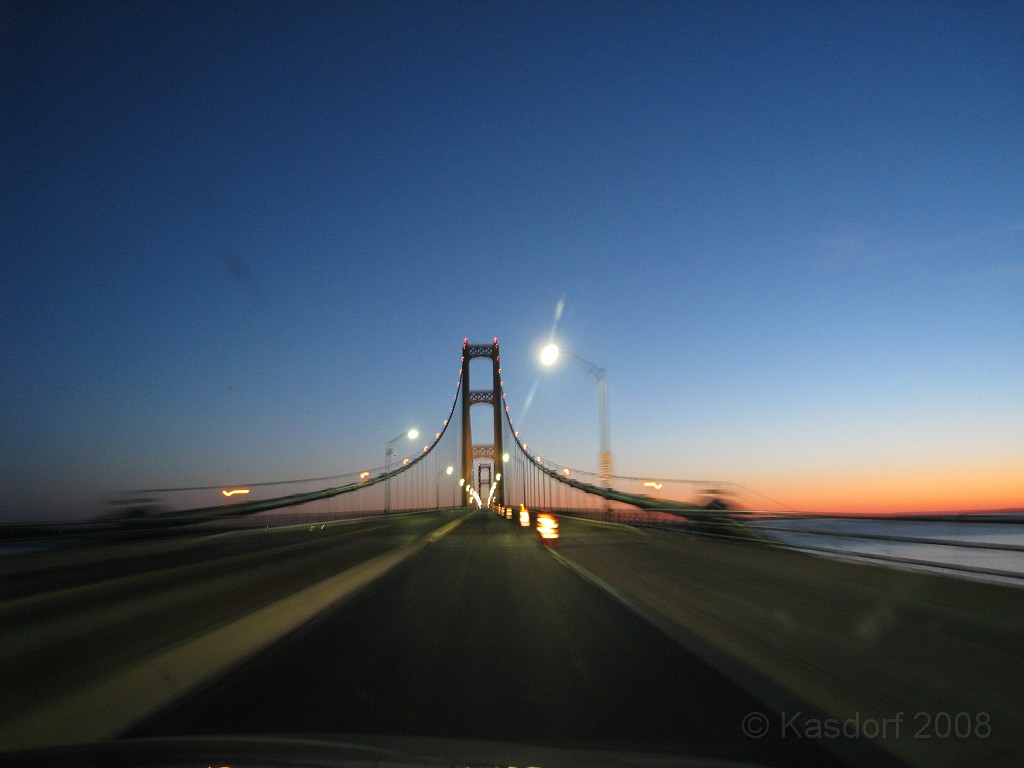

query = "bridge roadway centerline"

[
  {"left": 0, "top": 511, "right": 443, "bottom": 602},
  {"left": 0, "top": 525, "right": 391, "bottom": 612},
  {"left": 131, "top": 511, "right": 845, "bottom": 767},
  {"left": 0, "top": 511, "right": 462, "bottom": 735}
]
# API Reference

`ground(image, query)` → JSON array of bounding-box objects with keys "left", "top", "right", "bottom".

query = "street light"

[
  {"left": 435, "top": 465, "right": 454, "bottom": 508},
  {"left": 384, "top": 428, "right": 419, "bottom": 513},
  {"left": 540, "top": 343, "right": 612, "bottom": 497}
]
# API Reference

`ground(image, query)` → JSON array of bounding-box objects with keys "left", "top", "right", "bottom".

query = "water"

[{"left": 748, "top": 515, "right": 1024, "bottom": 587}]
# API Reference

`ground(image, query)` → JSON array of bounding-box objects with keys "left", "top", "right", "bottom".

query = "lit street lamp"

[
  {"left": 540, "top": 343, "right": 612, "bottom": 496},
  {"left": 436, "top": 465, "right": 454, "bottom": 508},
  {"left": 384, "top": 428, "right": 418, "bottom": 513},
  {"left": 503, "top": 451, "right": 529, "bottom": 510}
]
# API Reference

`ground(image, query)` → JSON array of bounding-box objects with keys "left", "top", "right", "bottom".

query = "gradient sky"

[{"left": 2, "top": 1, "right": 1022, "bottom": 520}]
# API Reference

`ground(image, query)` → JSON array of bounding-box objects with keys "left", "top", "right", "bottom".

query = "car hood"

[{"left": 0, "top": 734, "right": 773, "bottom": 768}]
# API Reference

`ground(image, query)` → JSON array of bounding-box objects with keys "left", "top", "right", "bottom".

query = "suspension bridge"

[
  {"left": 91, "top": 337, "right": 736, "bottom": 530},
  {"left": 2, "top": 340, "right": 1023, "bottom": 768}
]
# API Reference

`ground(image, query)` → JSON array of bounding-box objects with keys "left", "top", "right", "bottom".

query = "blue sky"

[{"left": 2, "top": 1, "right": 1022, "bottom": 519}]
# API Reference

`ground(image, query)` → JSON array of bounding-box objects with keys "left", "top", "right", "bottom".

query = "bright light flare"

[
  {"left": 540, "top": 343, "right": 560, "bottom": 367},
  {"left": 536, "top": 513, "right": 559, "bottom": 542},
  {"left": 221, "top": 488, "right": 250, "bottom": 497}
]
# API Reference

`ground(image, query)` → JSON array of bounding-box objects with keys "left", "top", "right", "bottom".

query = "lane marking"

[
  {"left": 0, "top": 523, "right": 394, "bottom": 614},
  {"left": 0, "top": 514, "right": 471, "bottom": 750}
]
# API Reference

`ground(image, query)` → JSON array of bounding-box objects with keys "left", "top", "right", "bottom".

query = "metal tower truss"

[{"left": 460, "top": 338, "right": 504, "bottom": 507}]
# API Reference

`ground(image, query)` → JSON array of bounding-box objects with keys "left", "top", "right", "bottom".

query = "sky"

[{"left": 2, "top": 1, "right": 1022, "bottom": 520}]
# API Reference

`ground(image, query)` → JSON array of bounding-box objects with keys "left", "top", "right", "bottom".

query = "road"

[
  {"left": 130, "top": 511, "right": 846, "bottom": 766},
  {"left": 5, "top": 507, "right": 1019, "bottom": 766},
  {"left": 0, "top": 511, "right": 456, "bottom": 729}
]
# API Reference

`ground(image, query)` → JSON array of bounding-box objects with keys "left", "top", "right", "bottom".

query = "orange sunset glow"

[{"left": 749, "top": 460, "right": 1023, "bottom": 515}]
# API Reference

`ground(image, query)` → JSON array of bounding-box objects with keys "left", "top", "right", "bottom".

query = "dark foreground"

[{"left": 130, "top": 512, "right": 846, "bottom": 766}]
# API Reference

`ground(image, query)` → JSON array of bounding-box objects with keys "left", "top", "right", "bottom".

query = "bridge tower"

[{"left": 461, "top": 338, "right": 504, "bottom": 508}]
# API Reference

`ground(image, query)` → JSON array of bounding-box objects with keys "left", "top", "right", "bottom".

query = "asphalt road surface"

[
  {"left": 133, "top": 511, "right": 849, "bottom": 766},
  {"left": 1, "top": 512, "right": 455, "bottom": 721}
]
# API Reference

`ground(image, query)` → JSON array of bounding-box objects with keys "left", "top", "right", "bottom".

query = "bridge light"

[
  {"left": 644, "top": 481, "right": 664, "bottom": 491},
  {"left": 221, "top": 488, "right": 250, "bottom": 497},
  {"left": 540, "top": 343, "right": 560, "bottom": 367},
  {"left": 502, "top": 453, "right": 509, "bottom": 462},
  {"left": 459, "top": 478, "right": 465, "bottom": 487},
  {"left": 446, "top": 466, "right": 454, "bottom": 475},
  {"left": 402, "top": 458, "right": 409, "bottom": 465},
  {"left": 359, "top": 471, "right": 370, "bottom": 480},
  {"left": 563, "top": 467, "right": 570, "bottom": 476},
  {"left": 407, "top": 429, "right": 419, "bottom": 440}
]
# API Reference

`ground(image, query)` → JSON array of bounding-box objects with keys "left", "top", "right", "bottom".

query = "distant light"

[
  {"left": 644, "top": 481, "right": 664, "bottom": 491},
  {"left": 459, "top": 478, "right": 465, "bottom": 487},
  {"left": 502, "top": 453, "right": 510, "bottom": 462},
  {"left": 563, "top": 468, "right": 570, "bottom": 476},
  {"left": 540, "top": 343, "right": 560, "bottom": 366},
  {"left": 495, "top": 473, "right": 501, "bottom": 481},
  {"left": 407, "top": 429, "right": 419, "bottom": 440},
  {"left": 359, "top": 471, "right": 370, "bottom": 480},
  {"left": 446, "top": 466, "right": 454, "bottom": 475},
  {"left": 221, "top": 488, "right": 250, "bottom": 497},
  {"left": 402, "top": 458, "right": 409, "bottom": 465}
]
